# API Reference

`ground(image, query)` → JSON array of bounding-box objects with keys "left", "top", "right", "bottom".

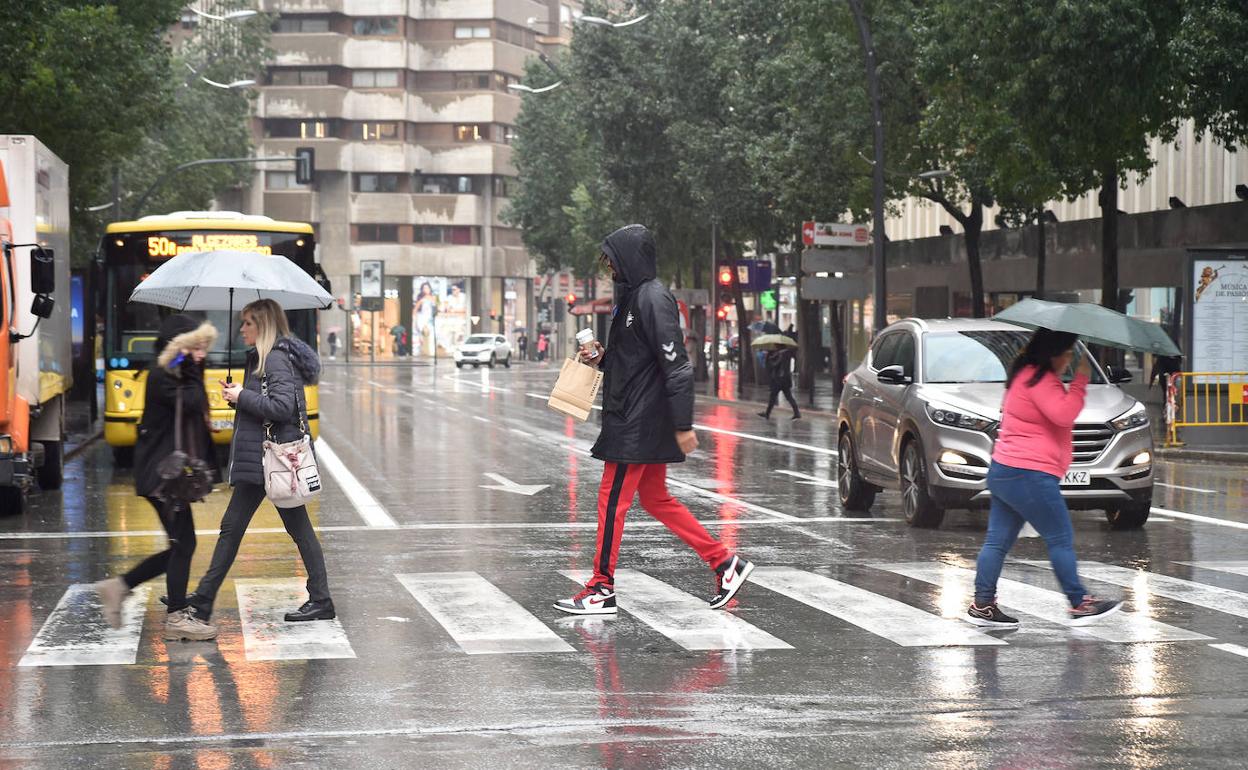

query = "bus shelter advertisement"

[{"left": 1189, "top": 252, "right": 1248, "bottom": 378}]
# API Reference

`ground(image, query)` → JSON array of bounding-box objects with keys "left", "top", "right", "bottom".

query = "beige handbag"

[
  {"left": 261, "top": 377, "right": 322, "bottom": 507},
  {"left": 548, "top": 357, "right": 604, "bottom": 421}
]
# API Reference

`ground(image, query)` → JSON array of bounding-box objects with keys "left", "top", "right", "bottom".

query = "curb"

[
  {"left": 64, "top": 430, "right": 103, "bottom": 462},
  {"left": 1157, "top": 448, "right": 1248, "bottom": 465}
]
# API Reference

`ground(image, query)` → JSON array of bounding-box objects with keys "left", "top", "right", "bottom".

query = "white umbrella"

[{"left": 129, "top": 249, "right": 334, "bottom": 381}]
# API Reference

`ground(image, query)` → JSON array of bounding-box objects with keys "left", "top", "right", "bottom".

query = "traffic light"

[
  {"left": 716, "top": 306, "right": 729, "bottom": 320},
  {"left": 566, "top": 293, "right": 577, "bottom": 314},
  {"left": 295, "top": 146, "right": 315, "bottom": 185},
  {"left": 718, "top": 265, "right": 733, "bottom": 287}
]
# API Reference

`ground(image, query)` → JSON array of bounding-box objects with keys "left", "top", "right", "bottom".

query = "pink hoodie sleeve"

[{"left": 1034, "top": 371, "right": 1089, "bottom": 428}]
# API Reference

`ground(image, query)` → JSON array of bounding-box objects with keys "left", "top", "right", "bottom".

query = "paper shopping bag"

[{"left": 548, "top": 357, "right": 604, "bottom": 421}]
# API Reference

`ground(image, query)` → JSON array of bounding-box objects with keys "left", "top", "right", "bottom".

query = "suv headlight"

[
  {"left": 1111, "top": 403, "right": 1149, "bottom": 431},
  {"left": 925, "top": 403, "right": 995, "bottom": 432}
]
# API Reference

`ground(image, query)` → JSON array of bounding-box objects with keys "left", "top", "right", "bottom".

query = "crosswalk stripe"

[
  {"left": 235, "top": 579, "right": 356, "bottom": 661},
  {"left": 749, "top": 567, "right": 1005, "bottom": 647},
  {"left": 1031, "top": 560, "right": 1248, "bottom": 620},
  {"left": 19, "top": 585, "right": 151, "bottom": 667},
  {"left": 1210, "top": 642, "right": 1248, "bottom": 659},
  {"left": 562, "top": 569, "right": 793, "bottom": 651},
  {"left": 1175, "top": 561, "right": 1248, "bottom": 578},
  {"left": 398, "top": 572, "right": 574, "bottom": 654},
  {"left": 879, "top": 562, "right": 1209, "bottom": 643}
]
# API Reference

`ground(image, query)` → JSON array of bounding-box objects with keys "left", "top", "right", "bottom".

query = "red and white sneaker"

[
  {"left": 554, "top": 584, "right": 617, "bottom": 615},
  {"left": 709, "top": 555, "right": 755, "bottom": 609}
]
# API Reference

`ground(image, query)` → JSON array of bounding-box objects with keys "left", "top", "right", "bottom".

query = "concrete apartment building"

[{"left": 247, "top": 0, "right": 581, "bottom": 359}]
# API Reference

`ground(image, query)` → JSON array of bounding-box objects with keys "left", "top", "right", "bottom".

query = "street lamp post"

[{"left": 846, "top": 0, "right": 888, "bottom": 333}]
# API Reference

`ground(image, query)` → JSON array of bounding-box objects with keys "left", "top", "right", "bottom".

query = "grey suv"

[{"left": 837, "top": 318, "right": 1154, "bottom": 529}]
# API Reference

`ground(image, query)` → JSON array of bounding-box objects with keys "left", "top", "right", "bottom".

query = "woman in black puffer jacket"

[{"left": 188, "top": 298, "right": 337, "bottom": 623}]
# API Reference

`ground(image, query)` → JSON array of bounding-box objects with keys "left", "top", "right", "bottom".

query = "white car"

[{"left": 454, "top": 334, "right": 512, "bottom": 368}]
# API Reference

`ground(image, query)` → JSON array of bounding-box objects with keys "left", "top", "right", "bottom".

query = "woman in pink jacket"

[{"left": 967, "top": 329, "right": 1122, "bottom": 628}]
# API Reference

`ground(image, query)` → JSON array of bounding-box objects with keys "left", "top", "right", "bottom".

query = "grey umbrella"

[
  {"left": 129, "top": 249, "right": 334, "bottom": 381},
  {"left": 993, "top": 298, "right": 1181, "bottom": 356}
]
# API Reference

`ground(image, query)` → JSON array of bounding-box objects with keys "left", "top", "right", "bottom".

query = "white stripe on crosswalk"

[
  {"left": 1210, "top": 642, "right": 1248, "bottom": 659},
  {"left": 563, "top": 569, "right": 793, "bottom": 651},
  {"left": 749, "top": 567, "right": 1005, "bottom": 647},
  {"left": 398, "top": 572, "right": 574, "bottom": 654},
  {"left": 314, "top": 438, "right": 398, "bottom": 528},
  {"left": 1176, "top": 561, "right": 1248, "bottom": 578},
  {"left": 19, "top": 585, "right": 150, "bottom": 667},
  {"left": 235, "top": 579, "right": 356, "bottom": 661},
  {"left": 1029, "top": 560, "right": 1248, "bottom": 620},
  {"left": 879, "top": 563, "right": 1209, "bottom": 643}
]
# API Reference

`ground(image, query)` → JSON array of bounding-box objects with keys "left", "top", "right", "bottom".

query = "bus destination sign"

[{"left": 147, "top": 233, "right": 273, "bottom": 258}]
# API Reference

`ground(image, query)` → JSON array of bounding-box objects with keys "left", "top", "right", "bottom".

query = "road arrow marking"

[{"left": 480, "top": 472, "right": 549, "bottom": 496}]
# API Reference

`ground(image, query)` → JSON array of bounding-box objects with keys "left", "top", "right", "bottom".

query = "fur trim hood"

[
  {"left": 274, "top": 336, "right": 321, "bottom": 384},
  {"left": 156, "top": 322, "right": 218, "bottom": 369}
]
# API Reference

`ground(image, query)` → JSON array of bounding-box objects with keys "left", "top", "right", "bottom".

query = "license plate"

[
  {"left": 1062, "top": 470, "right": 1090, "bottom": 486},
  {"left": 210, "top": 419, "right": 233, "bottom": 431}
]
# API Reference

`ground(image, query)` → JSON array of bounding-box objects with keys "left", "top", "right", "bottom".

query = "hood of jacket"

[
  {"left": 602, "top": 224, "right": 658, "bottom": 297},
  {"left": 274, "top": 336, "right": 321, "bottom": 384},
  {"left": 155, "top": 321, "right": 218, "bottom": 370}
]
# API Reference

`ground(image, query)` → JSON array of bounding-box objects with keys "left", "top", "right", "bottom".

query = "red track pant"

[{"left": 588, "top": 462, "right": 730, "bottom": 588}]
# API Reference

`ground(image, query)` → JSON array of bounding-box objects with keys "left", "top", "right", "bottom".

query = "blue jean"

[{"left": 974, "top": 461, "right": 1088, "bottom": 608}]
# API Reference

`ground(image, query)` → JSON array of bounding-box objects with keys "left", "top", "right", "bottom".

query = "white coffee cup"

[{"left": 576, "top": 328, "right": 599, "bottom": 359}]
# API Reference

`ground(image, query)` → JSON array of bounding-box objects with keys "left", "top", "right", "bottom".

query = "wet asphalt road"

[{"left": 3, "top": 361, "right": 1248, "bottom": 769}]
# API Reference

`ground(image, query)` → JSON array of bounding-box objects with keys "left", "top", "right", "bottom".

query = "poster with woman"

[
  {"left": 442, "top": 282, "right": 470, "bottom": 348},
  {"left": 413, "top": 279, "right": 442, "bottom": 357}
]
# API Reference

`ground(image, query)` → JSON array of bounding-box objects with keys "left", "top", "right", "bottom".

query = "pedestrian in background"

[
  {"left": 186, "top": 299, "right": 338, "bottom": 623},
  {"left": 758, "top": 346, "right": 801, "bottom": 420},
  {"left": 555, "top": 224, "right": 755, "bottom": 616},
  {"left": 327, "top": 330, "right": 339, "bottom": 360},
  {"left": 536, "top": 333, "right": 548, "bottom": 362},
  {"left": 518, "top": 332, "right": 529, "bottom": 361},
  {"left": 967, "top": 329, "right": 1121, "bottom": 628},
  {"left": 96, "top": 315, "right": 219, "bottom": 641}
]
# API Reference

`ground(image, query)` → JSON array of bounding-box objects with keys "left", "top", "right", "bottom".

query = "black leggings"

[
  {"left": 122, "top": 497, "right": 197, "bottom": 612},
  {"left": 766, "top": 381, "right": 801, "bottom": 417}
]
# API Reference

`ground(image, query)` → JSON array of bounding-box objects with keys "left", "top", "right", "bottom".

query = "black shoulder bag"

[{"left": 155, "top": 378, "right": 215, "bottom": 503}]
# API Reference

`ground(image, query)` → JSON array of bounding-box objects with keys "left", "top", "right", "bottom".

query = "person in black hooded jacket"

[
  {"left": 94, "top": 314, "right": 220, "bottom": 641},
  {"left": 554, "top": 224, "right": 756, "bottom": 616},
  {"left": 183, "top": 298, "right": 336, "bottom": 623}
]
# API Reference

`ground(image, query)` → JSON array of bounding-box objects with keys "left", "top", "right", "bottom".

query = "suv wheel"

[
  {"left": 1106, "top": 502, "right": 1150, "bottom": 530},
  {"left": 837, "top": 430, "right": 876, "bottom": 512},
  {"left": 900, "top": 439, "right": 945, "bottom": 528},
  {"left": 488, "top": 354, "right": 496, "bottom": 369}
]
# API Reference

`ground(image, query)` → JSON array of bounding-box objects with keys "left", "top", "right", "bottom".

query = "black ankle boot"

[{"left": 284, "top": 598, "right": 336, "bottom": 622}]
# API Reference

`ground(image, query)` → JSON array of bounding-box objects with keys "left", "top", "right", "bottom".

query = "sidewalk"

[
  {"left": 699, "top": 369, "right": 840, "bottom": 415},
  {"left": 65, "top": 388, "right": 103, "bottom": 461}
]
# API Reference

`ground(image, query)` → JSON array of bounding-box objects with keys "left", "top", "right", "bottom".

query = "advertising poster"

[{"left": 1190, "top": 256, "right": 1248, "bottom": 375}]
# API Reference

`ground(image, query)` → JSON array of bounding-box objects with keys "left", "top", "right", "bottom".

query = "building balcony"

[
  {"left": 410, "top": 41, "right": 531, "bottom": 77},
  {"left": 258, "top": 86, "right": 407, "bottom": 121},
  {"left": 408, "top": 92, "right": 521, "bottom": 125},
  {"left": 260, "top": 0, "right": 405, "bottom": 14},
  {"left": 258, "top": 138, "right": 514, "bottom": 175},
  {"left": 348, "top": 193, "right": 513, "bottom": 226},
  {"left": 414, "top": 143, "right": 515, "bottom": 176},
  {"left": 271, "top": 34, "right": 407, "bottom": 70},
  {"left": 262, "top": 191, "right": 316, "bottom": 223}
]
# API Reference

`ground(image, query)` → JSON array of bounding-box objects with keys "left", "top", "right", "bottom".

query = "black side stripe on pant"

[{"left": 599, "top": 463, "right": 630, "bottom": 580}]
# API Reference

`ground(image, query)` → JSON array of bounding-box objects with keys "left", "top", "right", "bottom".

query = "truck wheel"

[
  {"left": 837, "top": 429, "right": 876, "bottom": 512},
  {"left": 900, "top": 439, "right": 945, "bottom": 528},
  {"left": 1106, "top": 503, "right": 1150, "bottom": 530},
  {"left": 112, "top": 446, "right": 134, "bottom": 468},
  {"left": 0, "top": 486, "right": 26, "bottom": 517},
  {"left": 36, "top": 440, "right": 63, "bottom": 490}
]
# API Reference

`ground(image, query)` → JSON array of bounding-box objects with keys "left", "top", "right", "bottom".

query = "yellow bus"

[{"left": 98, "top": 212, "right": 324, "bottom": 466}]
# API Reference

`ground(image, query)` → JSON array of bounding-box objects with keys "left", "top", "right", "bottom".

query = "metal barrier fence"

[{"left": 1165, "top": 371, "right": 1248, "bottom": 446}]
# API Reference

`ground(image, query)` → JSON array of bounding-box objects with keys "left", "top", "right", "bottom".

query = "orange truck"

[{"left": 0, "top": 136, "right": 72, "bottom": 515}]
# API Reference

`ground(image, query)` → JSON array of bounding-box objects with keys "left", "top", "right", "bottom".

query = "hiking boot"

[
  {"left": 159, "top": 592, "right": 211, "bottom": 621},
  {"left": 164, "top": 608, "right": 218, "bottom": 641},
  {"left": 553, "top": 584, "right": 617, "bottom": 615},
  {"left": 285, "top": 599, "right": 336, "bottom": 622},
  {"left": 966, "top": 601, "right": 1020, "bottom": 628},
  {"left": 1070, "top": 596, "right": 1123, "bottom": 626},
  {"left": 93, "top": 577, "right": 130, "bottom": 630},
  {"left": 709, "top": 555, "right": 755, "bottom": 609}
]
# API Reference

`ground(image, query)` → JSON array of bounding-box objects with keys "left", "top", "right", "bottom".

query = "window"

[
  {"left": 454, "top": 73, "right": 493, "bottom": 90},
  {"left": 492, "top": 177, "right": 516, "bottom": 198},
  {"left": 357, "top": 225, "right": 399, "bottom": 242},
  {"left": 180, "top": 11, "right": 199, "bottom": 30},
  {"left": 454, "top": 25, "right": 491, "bottom": 39},
  {"left": 352, "top": 17, "right": 399, "bottom": 35},
  {"left": 456, "top": 176, "right": 474, "bottom": 194},
  {"left": 448, "top": 226, "right": 472, "bottom": 245},
  {"left": 893, "top": 333, "right": 916, "bottom": 379},
  {"left": 455, "top": 124, "right": 484, "bottom": 142},
  {"left": 266, "top": 172, "right": 304, "bottom": 190},
  {"left": 354, "top": 173, "right": 400, "bottom": 193},
  {"left": 356, "top": 122, "right": 400, "bottom": 141},
  {"left": 561, "top": 4, "right": 574, "bottom": 24},
  {"left": 414, "top": 226, "right": 445, "bottom": 243},
  {"left": 352, "top": 70, "right": 400, "bottom": 88},
  {"left": 274, "top": 17, "right": 329, "bottom": 33},
  {"left": 271, "top": 69, "right": 329, "bottom": 86},
  {"left": 413, "top": 226, "right": 475, "bottom": 244},
  {"left": 496, "top": 125, "right": 517, "bottom": 145},
  {"left": 870, "top": 333, "right": 902, "bottom": 370}
]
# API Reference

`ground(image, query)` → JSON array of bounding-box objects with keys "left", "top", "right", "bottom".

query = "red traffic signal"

[
  {"left": 716, "top": 306, "right": 729, "bottom": 320},
  {"left": 717, "top": 266, "right": 733, "bottom": 286},
  {"left": 566, "top": 293, "right": 577, "bottom": 312}
]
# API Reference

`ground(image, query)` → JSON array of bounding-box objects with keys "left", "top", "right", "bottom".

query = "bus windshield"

[{"left": 101, "top": 226, "right": 318, "bottom": 368}]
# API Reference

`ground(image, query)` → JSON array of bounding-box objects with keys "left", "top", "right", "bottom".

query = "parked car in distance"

[
  {"left": 454, "top": 334, "right": 512, "bottom": 369},
  {"left": 837, "top": 318, "right": 1154, "bottom": 529}
]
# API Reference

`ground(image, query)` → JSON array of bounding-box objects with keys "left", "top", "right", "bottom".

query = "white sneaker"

[
  {"left": 93, "top": 577, "right": 129, "bottom": 630},
  {"left": 553, "top": 585, "right": 617, "bottom": 615},
  {"left": 709, "top": 555, "right": 755, "bottom": 609},
  {"left": 164, "top": 608, "right": 218, "bottom": 641}
]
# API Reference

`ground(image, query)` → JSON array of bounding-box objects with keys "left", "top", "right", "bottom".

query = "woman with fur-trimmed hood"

[{"left": 94, "top": 314, "right": 221, "bottom": 642}]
